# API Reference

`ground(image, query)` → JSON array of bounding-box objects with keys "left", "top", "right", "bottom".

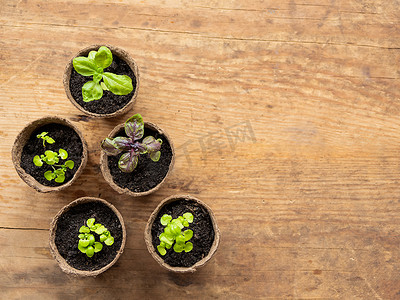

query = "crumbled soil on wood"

[
  {"left": 107, "top": 127, "right": 173, "bottom": 193},
  {"left": 69, "top": 53, "right": 136, "bottom": 115},
  {"left": 151, "top": 200, "right": 215, "bottom": 268},
  {"left": 20, "top": 123, "right": 83, "bottom": 187},
  {"left": 54, "top": 201, "right": 123, "bottom": 271}
]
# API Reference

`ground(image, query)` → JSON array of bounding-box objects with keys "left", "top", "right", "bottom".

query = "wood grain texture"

[{"left": 1, "top": 0, "right": 400, "bottom": 298}]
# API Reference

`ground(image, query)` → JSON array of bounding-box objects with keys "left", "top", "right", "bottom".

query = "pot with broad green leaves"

[
  {"left": 49, "top": 197, "right": 126, "bottom": 276},
  {"left": 64, "top": 45, "right": 139, "bottom": 118},
  {"left": 144, "top": 195, "right": 220, "bottom": 273},
  {"left": 100, "top": 113, "right": 175, "bottom": 196},
  {"left": 11, "top": 116, "right": 88, "bottom": 193}
]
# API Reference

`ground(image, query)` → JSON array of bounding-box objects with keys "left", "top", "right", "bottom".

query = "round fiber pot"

[
  {"left": 49, "top": 197, "right": 126, "bottom": 277},
  {"left": 100, "top": 121, "right": 175, "bottom": 197},
  {"left": 144, "top": 195, "right": 220, "bottom": 273},
  {"left": 64, "top": 44, "right": 139, "bottom": 118},
  {"left": 11, "top": 116, "right": 88, "bottom": 193}
]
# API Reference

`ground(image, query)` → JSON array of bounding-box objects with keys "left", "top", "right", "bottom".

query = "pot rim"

[
  {"left": 49, "top": 197, "right": 126, "bottom": 277},
  {"left": 100, "top": 121, "right": 175, "bottom": 197},
  {"left": 144, "top": 194, "right": 221, "bottom": 273},
  {"left": 11, "top": 116, "right": 88, "bottom": 193},
  {"left": 63, "top": 44, "right": 140, "bottom": 118}
]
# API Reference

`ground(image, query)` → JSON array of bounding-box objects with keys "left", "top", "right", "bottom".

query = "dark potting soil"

[
  {"left": 151, "top": 200, "right": 215, "bottom": 268},
  {"left": 107, "top": 126, "right": 173, "bottom": 193},
  {"left": 54, "top": 201, "right": 123, "bottom": 271},
  {"left": 20, "top": 123, "right": 83, "bottom": 187},
  {"left": 69, "top": 53, "right": 137, "bottom": 114}
]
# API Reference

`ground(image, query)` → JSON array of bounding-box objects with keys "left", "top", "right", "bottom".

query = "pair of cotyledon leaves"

[
  {"left": 73, "top": 46, "right": 133, "bottom": 102},
  {"left": 101, "top": 114, "right": 162, "bottom": 173}
]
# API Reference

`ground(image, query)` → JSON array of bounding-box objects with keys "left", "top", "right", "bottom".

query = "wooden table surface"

[{"left": 1, "top": 0, "right": 400, "bottom": 299}]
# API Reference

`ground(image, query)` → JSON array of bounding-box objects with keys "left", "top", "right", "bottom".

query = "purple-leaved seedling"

[{"left": 100, "top": 114, "right": 162, "bottom": 173}]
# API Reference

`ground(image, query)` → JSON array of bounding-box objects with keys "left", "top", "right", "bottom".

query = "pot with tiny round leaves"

[
  {"left": 11, "top": 116, "right": 88, "bottom": 193},
  {"left": 49, "top": 197, "right": 126, "bottom": 277},
  {"left": 64, "top": 45, "right": 139, "bottom": 118},
  {"left": 144, "top": 195, "right": 221, "bottom": 273}
]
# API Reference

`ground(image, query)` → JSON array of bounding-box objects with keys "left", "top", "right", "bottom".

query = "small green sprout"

[
  {"left": 72, "top": 46, "right": 133, "bottom": 102},
  {"left": 157, "top": 212, "right": 194, "bottom": 256},
  {"left": 33, "top": 149, "right": 74, "bottom": 183},
  {"left": 78, "top": 218, "right": 114, "bottom": 258},
  {"left": 36, "top": 132, "right": 55, "bottom": 147}
]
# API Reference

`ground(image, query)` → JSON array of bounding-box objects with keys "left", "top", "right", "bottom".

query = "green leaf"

[
  {"left": 86, "top": 246, "right": 94, "bottom": 257},
  {"left": 88, "top": 51, "right": 97, "bottom": 60},
  {"left": 184, "top": 242, "right": 193, "bottom": 252},
  {"left": 100, "top": 82, "right": 109, "bottom": 91},
  {"left": 170, "top": 224, "right": 181, "bottom": 236},
  {"left": 73, "top": 56, "right": 98, "bottom": 76},
  {"left": 37, "top": 132, "right": 47, "bottom": 138},
  {"left": 125, "top": 114, "right": 144, "bottom": 140},
  {"left": 150, "top": 151, "right": 161, "bottom": 162},
  {"left": 88, "top": 234, "right": 95, "bottom": 245},
  {"left": 55, "top": 174, "right": 65, "bottom": 183},
  {"left": 44, "top": 171, "right": 55, "bottom": 181},
  {"left": 78, "top": 243, "right": 87, "bottom": 253},
  {"left": 79, "top": 239, "right": 90, "bottom": 248},
  {"left": 142, "top": 136, "right": 162, "bottom": 153},
  {"left": 159, "top": 233, "right": 173, "bottom": 246},
  {"left": 100, "top": 234, "right": 107, "bottom": 242},
  {"left": 182, "top": 220, "right": 189, "bottom": 227},
  {"left": 95, "top": 225, "right": 107, "bottom": 235},
  {"left": 173, "top": 243, "right": 184, "bottom": 253},
  {"left": 44, "top": 150, "right": 59, "bottom": 165},
  {"left": 102, "top": 72, "right": 133, "bottom": 95},
  {"left": 65, "top": 160, "right": 74, "bottom": 169},
  {"left": 87, "top": 218, "right": 95, "bottom": 227},
  {"left": 82, "top": 80, "right": 103, "bottom": 102},
  {"left": 33, "top": 155, "right": 43, "bottom": 167},
  {"left": 118, "top": 152, "right": 138, "bottom": 173},
  {"left": 46, "top": 137, "right": 55, "bottom": 144},
  {"left": 94, "top": 46, "right": 113, "bottom": 69},
  {"left": 176, "top": 235, "right": 185, "bottom": 244},
  {"left": 94, "top": 242, "right": 103, "bottom": 253},
  {"left": 172, "top": 219, "right": 184, "bottom": 229},
  {"left": 79, "top": 226, "right": 90, "bottom": 233},
  {"left": 165, "top": 243, "right": 172, "bottom": 249},
  {"left": 78, "top": 234, "right": 85, "bottom": 239},
  {"left": 104, "top": 236, "right": 114, "bottom": 246},
  {"left": 183, "top": 229, "right": 193, "bottom": 242},
  {"left": 160, "top": 214, "right": 172, "bottom": 226},
  {"left": 58, "top": 149, "right": 68, "bottom": 159},
  {"left": 157, "top": 245, "right": 167, "bottom": 256},
  {"left": 183, "top": 213, "right": 194, "bottom": 223}
]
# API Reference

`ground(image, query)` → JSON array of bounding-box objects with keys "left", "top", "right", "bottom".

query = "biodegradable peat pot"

[
  {"left": 64, "top": 44, "right": 139, "bottom": 118},
  {"left": 49, "top": 197, "right": 126, "bottom": 276},
  {"left": 11, "top": 116, "right": 88, "bottom": 193},
  {"left": 100, "top": 121, "right": 175, "bottom": 196},
  {"left": 145, "top": 195, "right": 220, "bottom": 273}
]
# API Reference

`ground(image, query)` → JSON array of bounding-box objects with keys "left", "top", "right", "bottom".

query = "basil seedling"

[
  {"left": 100, "top": 114, "right": 162, "bottom": 173},
  {"left": 157, "top": 212, "right": 194, "bottom": 256},
  {"left": 36, "top": 132, "right": 55, "bottom": 147},
  {"left": 78, "top": 218, "right": 115, "bottom": 258},
  {"left": 33, "top": 134, "right": 74, "bottom": 183},
  {"left": 72, "top": 46, "right": 133, "bottom": 102}
]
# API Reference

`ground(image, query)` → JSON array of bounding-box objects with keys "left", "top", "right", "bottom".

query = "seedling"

[
  {"left": 157, "top": 212, "right": 194, "bottom": 256},
  {"left": 78, "top": 218, "right": 114, "bottom": 257},
  {"left": 36, "top": 132, "right": 55, "bottom": 147},
  {"left": 33, "top": 149, "right": 74, "bottom": 183},
  {"left": 101, "top": 114, "right": 162, "bottom": 173},
  {"left": 72, "top": 46, "right": 133, "bottom": 102}
]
